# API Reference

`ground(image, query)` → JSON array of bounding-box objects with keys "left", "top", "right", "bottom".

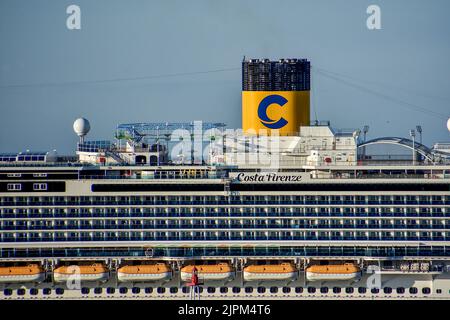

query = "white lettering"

[
  {"left": 66, "top": 5, "right": 81, "bottom": 30},
  {"left": 366, "top": 5, "right": 381, "bottom": 30}
]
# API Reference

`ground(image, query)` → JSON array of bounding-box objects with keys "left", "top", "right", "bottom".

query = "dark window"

[
  {"left": 3, "top": 289, "right": 12, "bottom": 296},
  {"left": 358, "top": 287, "right": 367, "bottom": 294},
  {"left": 320, "top": 287, "right": 329, "bottom": 294},
  {"left": 282, "top": 287, "right": 291, "bottom": 294},
  {"left": 107, "top": 287, "right": 115, "bottom": 294},
  {"left": 220, "top": 287, "right": 228, "bottom": 294},
  {"left": 17, "top": 289, "right": 25, "bottom": 296},
  {"left": 436, "top": 289, "right": 442, "bottom": 294},
  {"left": 371, "top": 288, "right": 379, "bottom": 294},
  {"left": 270, "top": 287, "right": 278, "bottom": 294},
  {"left": 94, "top": 288, "right": 102, "bottom": 294},
  {"left": 232, "top": 287, "right": 241, "bottom": 294},
  {"left": 132, "top": 287, "right": 140, "bottom": 294},
  {"left": 29, "top": 288, "right": 38, "bottom": 296},
  {"left": 258, "top": 287, "right": 266, "bottom": 294},
  {"left": 145, "top": 287, "right": 153, "bottom": 294},
  {"left": 295, "top": 287, "right": 303, "bottom": 294},
  {"left": 307, "top": 287, "right": 316, "bottom": 294},
  {"left": 383, "top": 287, "right": 392, "bottom": 294},
  {"left": 422, "top": 287, "right": 431, "bottom": 295},
  {"left": 55, "top": 288, "right": 64, "bottom": 295},
  {"left": 207, "top": 287, "right": 215, "bottom": 294},
  {"left": 157, "top": 287, "right": 165, "bottom": 294},
  {"left": 346, "top": 287, "right": 354, "bottom": 294},
  {"left": 182, "top": 287, "right": 189, "bottom": 294},
  {"left": 333, "top": 287, "right": 342, "bottom": 294},
  {"left": 119, "top": 287, "right": 128, "bottom": 294},
  {"left": 245, "top": 287, "right": 253, "bottom": 293},
  {"left": 409, "top": 287, "right": 418, "bottom": 294},
  {"left": 81, "top": 287, "right": 90, "bottom": 295},
  {"left": 396, "top": 287, "right": 405, "bottom": 294},
  {"left": 43, "top": 288, "right": 51, "bottom": 295}
]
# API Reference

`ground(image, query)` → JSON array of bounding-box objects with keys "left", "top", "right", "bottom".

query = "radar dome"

[
  {"left": 447, "top": 118, "right": 450, "bottom": 132},
  {"left": 73, "top": 118, "right": 90, "bottom": 137}
]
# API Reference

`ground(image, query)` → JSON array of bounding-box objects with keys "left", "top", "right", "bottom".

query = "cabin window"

[
  {"left": 94, "top": 288, "right": 102, "bottom": 294},
  {"left": 157, "top": 287, "right": 165, "bottom": 294},
  {"left": 6, "top": 173, "right": 21, "bottom": 177},
  {"left": 132, "top": 287, "right": 140, "bottom": 294},
  {"left": 33, "top": 183, "right": 47, "bottom": 191},
  {"left": 145, "top": 287, "right": 153, "bottom": 294},
  {"left": 7, "top": 183, "right": 21, "bottom": 191},
  {"left": 119, "top": 287, "right": 128, "bottom": 294}
]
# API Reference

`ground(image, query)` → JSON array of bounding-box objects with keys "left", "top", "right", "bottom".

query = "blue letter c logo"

[{"left": 257, "top": 94, "right": 288, "bottom": 129}]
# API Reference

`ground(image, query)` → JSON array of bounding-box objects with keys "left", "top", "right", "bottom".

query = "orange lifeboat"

[
  {"left": 0, "top": 264, "right": 45, "bottom": 283},
  {"left": 180, "top": 263, "right": 233, "bottom": 281},
  {"left": 117, "top": 263, "right": 171, "bottom": 282},
  {"left": 306, "top": 263, "right": 361, "bottom": 281},
  {"left": 243, "top": 263, "right": 297, "bottom": 281},
  {"left": 53, "top": 263, "right": 109, "bottom": 283}
]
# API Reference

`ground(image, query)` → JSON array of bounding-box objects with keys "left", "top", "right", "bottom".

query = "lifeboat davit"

[
  {"left": 306, "top": 264, "right": 361, "bottom": 281},
  {"left": 243, "top": 263, "right": 297, "bottom": 281},
  {"left": 180, "top": 263, "right": 233, "bottom": 281},
  {"left": 117, "top": 263, "right": 171, "bottom": 282},
  {"left": 53, "top": 263, "right": 109, "bottom": 283},
  {"left": 0, "top": 264, "right": 45, "bottom": 283}
]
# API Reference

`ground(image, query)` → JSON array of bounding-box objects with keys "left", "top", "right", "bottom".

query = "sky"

[{"left": 0, "top": 0, "right": 449, "bottom": 154}]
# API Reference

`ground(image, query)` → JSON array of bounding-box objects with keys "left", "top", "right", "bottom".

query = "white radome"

[
  {"left": 73, "top": 118, "right": 90, "bottom": 137},
  {"left": 447, "top": 118, "right": 450, "bottom": 132}
]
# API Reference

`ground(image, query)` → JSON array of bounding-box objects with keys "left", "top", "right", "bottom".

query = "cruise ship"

[{"left": 1, "top": 58, "right": 450, "bottom": 300}]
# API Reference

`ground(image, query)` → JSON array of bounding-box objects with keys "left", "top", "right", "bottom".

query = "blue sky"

[{"left": 0, "top": 0, "right": 449, "bottom": 153}]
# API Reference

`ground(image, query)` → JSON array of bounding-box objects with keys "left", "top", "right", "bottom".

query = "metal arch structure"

[
  {"left": 357, "top": 137, "right": 436, "bottom": 163},
  {"left": 115, "top": 122, "right": 227, "bottom": 144}
]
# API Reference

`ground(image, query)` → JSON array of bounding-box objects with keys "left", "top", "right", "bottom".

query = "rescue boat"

[
  {"left": 0, "top": 264, "right": 45, "bottom": 283},
  {"left": 53, "top": 263, "right": 109, "bottom": 283},
  {"left": 180, "top": 263, "right": 233, "bottom": 281},
  {"left": 117, "top": 263, "right": 171, "bottom": 282},
  {"left": 243, "top": 263, "right": 297, "bottom": 281},
  {"left": 306, "top": 263, "right": 361, "bottom": 281}
]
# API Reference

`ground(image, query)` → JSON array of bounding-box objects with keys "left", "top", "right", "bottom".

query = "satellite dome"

[
  {"left": 73, "top": 118, "right": 90, "bottom": 137},
  {"left": 447, "top": 118, "right": 450, "bottom": 132}
]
